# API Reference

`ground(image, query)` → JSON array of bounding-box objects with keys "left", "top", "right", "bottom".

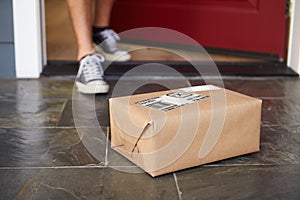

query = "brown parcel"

[{"left": 109, "top": 85, "right": 262, "bottom": 177}]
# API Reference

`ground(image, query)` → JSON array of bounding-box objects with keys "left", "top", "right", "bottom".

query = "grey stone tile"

[
  {"left": 0, "top": 168, "right": 178, "bottom": 200},
  {"left": 57, "top": 97, "right": 109, "bottom": 127},
  {"left": 259, "top": 126, "right": 300, "bottom": 164},
  {"left": 107, "top": 77, "right": 192, "bottom": 97},
  {"left": 0, "top": 128, "right": 107, "bottom": 167},
  {"left": 189, "top": 78, "right": 300, "bottom": 99},
  {"left": 107, "top": 125, "right": 300, "bottom": 170},
  {"left": 106, "top": 140, "right": 143, "bottom": 174},
  {"left": 175, "top": 165, "right": 300, "bottom": 200},
  {"left": 56, "top": 99, "right": 75, "bottom": 127},
  {"left": 262, "top": 99, "right": 300, "bottom": 126},
  {"left": 186, "top": 79, "right": 300, "bottom": 126},
  {"left": 231, "top": 78, "right": 300, "bottom": 99},
  {"left": 1, "top": 77, "right": 300, "bottom": 199},
  {"left": 0, "top": 79, "right": 74, "bottom": 100},
  {"left": 0, "top": 98, "right": 65, "bottom": 128},
  {"left": 57, "top": 78, "right": 192, "bottom": 127},
  {"left": 212, "top": 126, "right": 300, "bottom": 165}
]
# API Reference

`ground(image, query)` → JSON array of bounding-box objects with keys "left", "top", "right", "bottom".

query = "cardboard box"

[{"left": 109, "top": 85, "right": 262, "bottom": 177}]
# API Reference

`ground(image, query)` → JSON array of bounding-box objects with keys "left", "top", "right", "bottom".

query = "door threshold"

[{"left": 42, "top": 60, "right": 299, "bottom": 77}]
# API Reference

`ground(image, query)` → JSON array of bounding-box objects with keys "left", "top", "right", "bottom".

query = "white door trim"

[
  {"left": 12, "top": 0, "right": 46, "bottom": 78},
  {"left": 40, "top": 0, "right": 47, "bottom": 67},
  {"left": 288, "top": 0, "right": 300, "bottom": 74}
]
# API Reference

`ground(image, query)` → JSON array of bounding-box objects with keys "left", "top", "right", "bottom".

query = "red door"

[{"left": 110, "top": 0, "right": 288, "bottom": 60}]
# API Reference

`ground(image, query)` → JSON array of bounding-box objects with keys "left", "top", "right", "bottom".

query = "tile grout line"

[
  {"left": 0, "top": 164, "right": 282, "bottom": 171},
  {"left": 55, "top": 98, "right": 69, "bottom": 127},
  {"left": 173, "top": 173, "right": 183, "bottom": 200},
  {"left": 202, "top": 163, "right": 276, "bottom": 167},
  {"left": 258, "top": 97, "right": 293, "bottom": 100},
  {"left": 185, "top": 79, "right": 192, "bottom": 88},
  {"left": 3, "top": 123, "right": 298, "bottom": 129},
  {"left": 0, "top": 166, "right": 140, "bottom": 170},
  {"left": 105, "top": 127, "right": 109, "bottom": 167},
  {"left": 0, "top": 166, "right": 106, "bottom": 170},
  {"left": 0, "top": 126, "right": 110, "bottom": 129},
  {"left": 260, "top": 124, "right": 300, "bottom": 128},
  {"left": 1, "top": 164, "right": 299, "bottom": 171}
]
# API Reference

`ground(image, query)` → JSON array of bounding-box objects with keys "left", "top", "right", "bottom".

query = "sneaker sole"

[
  {"left": 76, "top": 81, "right": 109, "bottom": 94},
  {"left": 94, "top": 45, "right": 131, "bottom": 62}
]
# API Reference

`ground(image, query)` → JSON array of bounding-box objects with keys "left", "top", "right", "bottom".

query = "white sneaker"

[
  {"left": 93, "top": 29, "right": 131, "bottom": 62},
  {"left": 76, "top": 54, "right": 109, "bottom": 94}
]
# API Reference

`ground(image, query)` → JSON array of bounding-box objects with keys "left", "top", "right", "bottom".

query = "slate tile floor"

[{"left": 0, "top": 76, "right": 300, "bottom": 199}]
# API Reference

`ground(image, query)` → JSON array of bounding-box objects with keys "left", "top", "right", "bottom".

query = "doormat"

[{"left": 42, "top": 61, "right": 298, "bottom": 77}]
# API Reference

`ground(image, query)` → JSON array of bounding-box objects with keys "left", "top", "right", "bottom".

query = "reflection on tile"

[
  {"left": 176, "top": 165, "right": 300, "bottom": 200},
  {"left": 231, "top": 78, "right": 300, "bottom": 99},
  {"left": 57, "top": 97, "right": 109, "bottom": 127},
  {"left": 0, "top": 128, "right": 107, "bottom": 167},
  {"left": 106, "top": 125, "right": 300, "bottom": 169},
  {"left": 58, "top": 78, "right": 192, "bottom": 127},
  {"left": 259, "top": 126, "right": 300, "bottom": 164},
  {"left": 262, "top": 99, "right": 300, "bottom": 126},
  {"left": 1, "top": 77, "right": 300, "bottom": 199},
  {"left": 0, "top": 98, "right": 65, "bottom": 128},
  {"left": 0, "top": 79, "right": 74, "bottom": 100},
  {"left": 56, "top": 99, "right": 74, "bottom": 127},
  {"left": 210, "top": 126, "right": 300, "bottom": 165},
  {"left": 107, "top": 78, "right": 192, "bottom": 97},
  {"left": 0, "top": 168, "right": 178, "bottom": 200},
  {"left": 190, "top": 78, "right": 300, "bottom": 99},
  {"left": 190, "top": 79, "right": 300, "bottom": 126}
]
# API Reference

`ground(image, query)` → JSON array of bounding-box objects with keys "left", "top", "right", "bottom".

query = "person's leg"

[
  {"left": 92, "top": 0, "right": 131, "bottom": 61},
  {"left": 66, "top": 0, "right": 109, "bottom": 94},
  {"left": 66, "top": 0, "right": 94, "bottom": 60},
  {"left": 94, "top": 0, "right": 115, "bottom": 28}
]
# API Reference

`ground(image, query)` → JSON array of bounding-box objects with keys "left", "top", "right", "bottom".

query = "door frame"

[
  {"left": 12, "top": 0, "right": 300, "bottom": 78},
  {"left": 12, "top": 0, "right": 46, "bottom": 78},
  {"left": 288, "top": 0, "right": 300, "bottom": 73}
]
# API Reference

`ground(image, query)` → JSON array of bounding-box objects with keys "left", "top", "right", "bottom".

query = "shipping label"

[{"left": 135, "top": 92, "right": 209, "bottom": 111}]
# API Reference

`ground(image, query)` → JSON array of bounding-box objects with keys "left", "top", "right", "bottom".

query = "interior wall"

[{"left": 0, "top": 0, "right": 16, "bottom": 78}]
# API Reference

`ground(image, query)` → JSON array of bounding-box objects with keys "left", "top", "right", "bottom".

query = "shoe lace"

[
  {"left": 77, "top": 54, "right": 105, "bottom": 82},
  {"left": 100, "top": 29, "right": 120, "bottom": 52}
]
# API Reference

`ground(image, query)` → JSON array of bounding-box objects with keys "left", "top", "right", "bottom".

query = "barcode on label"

[
  {"left": 147, "top": 101, "right": 178, "bottom": 111},
  {"left": 135, "top": 91, "right": 209, "bottom": 112}
]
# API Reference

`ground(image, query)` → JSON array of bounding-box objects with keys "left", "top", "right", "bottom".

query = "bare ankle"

[{"left": 77, "top": 49, "right": 95, "bottom": 61}]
